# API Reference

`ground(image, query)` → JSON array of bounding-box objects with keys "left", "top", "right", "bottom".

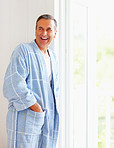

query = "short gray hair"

[{"left": 36, "top": 14, "right": 57, "bottom": 29}]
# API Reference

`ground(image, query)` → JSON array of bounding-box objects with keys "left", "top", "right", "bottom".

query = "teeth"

[{"left": 41, "top": 37, "right": 48, "bottom": 40}]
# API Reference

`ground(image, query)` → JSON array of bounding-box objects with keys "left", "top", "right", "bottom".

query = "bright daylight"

[{"left": 70, "top": 1, "right": 114, "bottom": 148}]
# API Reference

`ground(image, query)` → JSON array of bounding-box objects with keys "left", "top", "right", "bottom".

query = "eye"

[
  {"left": 47, "top": 28, "right": 52, "bottom": 31},
  {"left": 39, "top": 27, "right": 43, "bottom": 31}
]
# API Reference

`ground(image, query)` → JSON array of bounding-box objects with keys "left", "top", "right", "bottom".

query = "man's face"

[{"left": 35, "top": 19, "right": 57, "bottom": 51}]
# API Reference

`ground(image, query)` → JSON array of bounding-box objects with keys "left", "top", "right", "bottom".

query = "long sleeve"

[{"left": 3, "top": 45, "right": 37, "bottom": 111}]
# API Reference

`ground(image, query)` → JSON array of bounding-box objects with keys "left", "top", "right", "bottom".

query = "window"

[
  {"left": 54, "top": 0, "right": 114, "bottom": 148},
  {"left": 96, "top": 4, "right": 114, "bottom": 148},
  {"left": 70, "top": 4, "right": 88, "bottom": 148}
]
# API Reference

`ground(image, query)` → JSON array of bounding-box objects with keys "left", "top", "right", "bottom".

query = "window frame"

[{"left": 54, "top": 1, "right": 97, "bottom": 148}]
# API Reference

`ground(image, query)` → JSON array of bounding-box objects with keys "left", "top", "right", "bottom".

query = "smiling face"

[{"left": 35, "top": 19, "right": 57, "bottom": 51}]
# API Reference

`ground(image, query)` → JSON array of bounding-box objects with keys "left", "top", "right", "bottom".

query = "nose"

[{"left": 42, "top": 30, "right": 47, "bottom": 36}]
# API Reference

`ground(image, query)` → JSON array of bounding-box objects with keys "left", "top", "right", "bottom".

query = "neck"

[{"left": 41, "top": 49, "right": 47, "bottom": 54}]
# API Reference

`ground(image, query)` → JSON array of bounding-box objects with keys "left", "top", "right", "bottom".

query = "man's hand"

[{"left": 29, "top": 102, "right": 43, "bottom": 112}]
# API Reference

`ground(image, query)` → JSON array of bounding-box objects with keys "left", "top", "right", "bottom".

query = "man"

[{"left": 3, "top": 14, "right": 59, "bottom": 148}]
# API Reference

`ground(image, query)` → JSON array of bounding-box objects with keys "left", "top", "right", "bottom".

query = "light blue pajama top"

[{"left": 3, "top": 40, "right": 59, "bottom": 148}]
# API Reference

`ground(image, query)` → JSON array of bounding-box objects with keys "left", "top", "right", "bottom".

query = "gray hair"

[{"left": 35, "top": 14, "right": 57, "bottom": 29}]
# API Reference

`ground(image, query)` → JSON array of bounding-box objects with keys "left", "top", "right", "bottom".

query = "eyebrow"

[
  {"left": 47, "top": 27, "right": 52, "bottom": 30},
  {"left": 39, "top": 26, "right": 43, "bottom": 29},
  {"left": 38, "top": 26, "right": 52, "bottom": 30}
]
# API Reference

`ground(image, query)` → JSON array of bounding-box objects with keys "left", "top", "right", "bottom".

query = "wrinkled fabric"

[{"left": 3, "top": 40, "right": 59, "bottom": 148}]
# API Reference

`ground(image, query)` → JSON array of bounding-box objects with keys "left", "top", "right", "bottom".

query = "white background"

[{"left": 0, "top": 0, "right": 54, "bottom": 147}]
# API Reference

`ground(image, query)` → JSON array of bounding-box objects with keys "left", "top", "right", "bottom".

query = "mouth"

[{"left": 40, "top": 37, "right": 49, "bottom": 40}]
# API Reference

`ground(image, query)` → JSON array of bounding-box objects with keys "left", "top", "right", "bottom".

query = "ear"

[{"left": 54, "top": 30, "right": 57, "bottom": 38}]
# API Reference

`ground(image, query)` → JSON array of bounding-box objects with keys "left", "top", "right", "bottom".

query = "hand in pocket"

[{"left": 29, "top": 102, "right": 43, "bottom": 112}]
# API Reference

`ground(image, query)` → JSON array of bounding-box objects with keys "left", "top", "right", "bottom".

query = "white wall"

[{"left": 0, "top": 0, "right": 54, "bottom": 147}]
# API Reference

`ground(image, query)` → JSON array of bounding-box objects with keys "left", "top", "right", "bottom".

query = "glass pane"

[
  {"left": 96, "top": 4, "right": 114, "bottom": 148},
  {"left": 70, "top": 4, "right": 88, "bottom": 148}
]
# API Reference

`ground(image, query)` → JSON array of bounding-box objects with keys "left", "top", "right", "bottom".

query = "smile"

[{"left": 40, "top": 37, "right": 49, "bottom": 40}]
